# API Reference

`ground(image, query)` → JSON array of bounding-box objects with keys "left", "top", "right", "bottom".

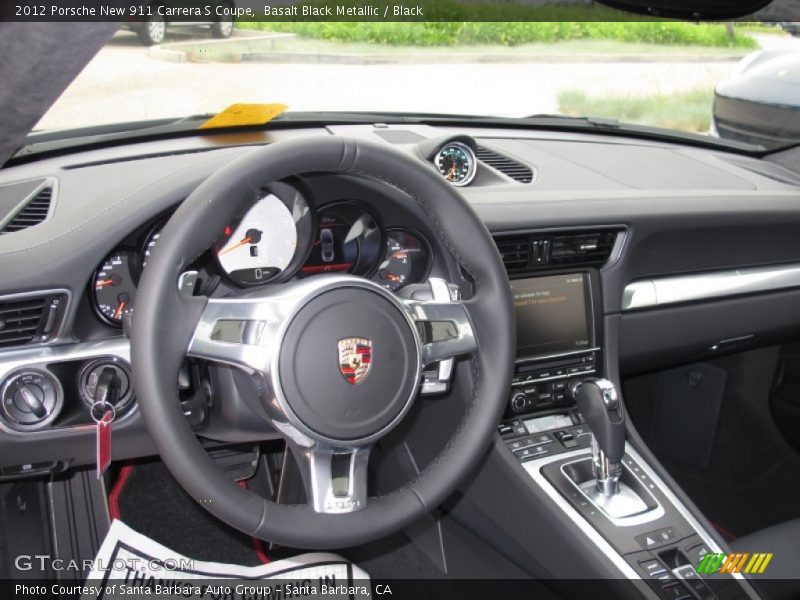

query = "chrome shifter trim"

[{"left": 523, "top": 444, "right": 759, "bottom": 597}]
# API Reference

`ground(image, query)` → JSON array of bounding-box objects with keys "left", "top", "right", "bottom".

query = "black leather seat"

[{"left": 731, "top": 519, "right": 800, "bottom": 600}]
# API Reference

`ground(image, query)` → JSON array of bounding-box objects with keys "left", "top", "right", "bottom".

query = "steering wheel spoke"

[
  {"left": 400, "top": 278, "right": 477, "bottom": 366},
  {"left": 290, "top": 442, "right": 371, "bottom": 514},
  {"left": 186, "top": 294, "right": 288, "bottom": 374}
]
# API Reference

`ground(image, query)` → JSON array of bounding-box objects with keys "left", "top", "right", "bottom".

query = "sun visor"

[
  {"left": 0, "top": 22, "right": 119, "bottom": 167},
  {"left": 595, "top": 0, "right": 795, "bottom": 19}
]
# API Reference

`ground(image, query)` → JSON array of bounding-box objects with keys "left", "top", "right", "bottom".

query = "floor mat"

[
  {"left": 82, "top": 520, "right": 368, "bottom": 599},
  {"left": 110, "top": 459, "right": 268, "bottom": 566},
  {"left": 624, "top": 347, "right": 800, "bottom": 538}
]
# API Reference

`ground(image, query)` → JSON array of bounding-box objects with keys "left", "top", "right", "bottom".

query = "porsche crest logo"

[{"left": 338, "top": 337, "right": 373, "bottom": 385}]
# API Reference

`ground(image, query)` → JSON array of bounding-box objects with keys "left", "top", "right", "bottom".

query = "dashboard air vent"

[
  {"left": 0, "top": 293, "right": 67, "bottom": 349},
  {"left": 549, "top": 231, "right": 617, "bottom": 267},
  {"left": 495, "top": 236, "right": 531, "bottom": 273},
  {"left": 493, "top": 229, "right": 619, "bottom": 274},
  {"left": 0, "top": 186, "right": 53, "bottom": 234},
  {"left": 476, "top": 146, "right": 535, "bottom": 183}
]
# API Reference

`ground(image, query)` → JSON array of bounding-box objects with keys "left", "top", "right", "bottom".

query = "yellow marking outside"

[
  {"left": 758, "top": 554, "right": 773, "bottom": 574},
  {"left": 199, "top": 103, "right": 288, "bottom": 130}
]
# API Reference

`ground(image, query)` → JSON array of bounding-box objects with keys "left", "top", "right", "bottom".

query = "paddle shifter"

[{"left": 569, "top": 378, "right": 625, "bottom": 497}]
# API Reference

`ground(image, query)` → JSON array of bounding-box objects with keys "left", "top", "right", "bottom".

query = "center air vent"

[
  {"left": 0, "top": 293, "right": 67, "bottom": 349},
  {"left": 476, "top": 146, "right": 535, "bottom": 183},
  {"left": 0, "top": 183, "right": 54, "bottom": 235},
  {"left": 494, "top": 229, "right": 618, "bottom": 274}
]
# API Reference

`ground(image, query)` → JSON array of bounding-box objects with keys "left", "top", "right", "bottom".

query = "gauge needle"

[
  {"left": 95, "top": 279, "right": 114, "bottom": 288},
  {"left": 218, "top": 236, "right": 252, "bottom": 256},
  {"left": 447, "top": 163, "right": 457, "bottom": 181},
  {"left": 114, "top": 301, "right": 126, "bottom": 321}
]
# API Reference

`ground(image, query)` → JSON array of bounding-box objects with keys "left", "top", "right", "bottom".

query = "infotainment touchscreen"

[{"left": 510, "top": 273, "right": 590, "bottom": 359}]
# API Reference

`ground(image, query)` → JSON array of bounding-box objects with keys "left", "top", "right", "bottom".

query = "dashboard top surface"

[{"left": 0, "top": 123, "right": 799, "bottom": 316}]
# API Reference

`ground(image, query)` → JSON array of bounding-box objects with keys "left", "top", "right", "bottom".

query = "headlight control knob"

[{"left": 1, "top": 369, "right": 63, "bottom": 430}]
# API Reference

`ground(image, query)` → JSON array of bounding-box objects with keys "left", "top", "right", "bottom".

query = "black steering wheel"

[{"left": 130, "top": 136, "right": 515, "bottom": 549}]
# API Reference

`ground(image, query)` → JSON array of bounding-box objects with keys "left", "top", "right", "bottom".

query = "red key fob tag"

[{"left": 92, "top": 402, "right": 115, "bottom": 479}]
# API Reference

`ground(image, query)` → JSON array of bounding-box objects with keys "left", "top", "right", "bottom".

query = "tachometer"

[
  {"left": 374, "top": 230, "right": 431, "bottom": 291},
  {"left": 216, "top": 187, "right": 311, "bottom": 286},
  {"left": 93, "top": 251, "right": 137, "bottom": 326},
  {"left": 435, "top": 142, "right": 477, "bottom": 187}
]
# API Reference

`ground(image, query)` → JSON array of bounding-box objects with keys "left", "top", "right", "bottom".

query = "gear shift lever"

[{"left": 569, "top": 378, "right": 625, "bottom": 497}]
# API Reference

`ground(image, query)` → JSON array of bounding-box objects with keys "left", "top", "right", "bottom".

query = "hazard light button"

[{"left": 636, "top": 526, "right": 680, "bottom": 550}]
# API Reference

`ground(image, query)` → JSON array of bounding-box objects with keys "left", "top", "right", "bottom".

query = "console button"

[
  {"left": 658, "top": 580, "right": 693, "bottom": 600},
  {"left": 537, "top": 370, "right": 552, "bottom": 379},
  {"left": 554, "top": 368, "right": 567, "bottom": 377},
  {"left": 552, "top": 381, "right": 567, "bottom": 392},
  {"left": 498, "top": 424, "right": 513, "bottom": 435},
  {"left": 514, "top": 444, "right": 551, "bottom": 461},
  {"left": 555, "top": 430, "right": 578, "bottom": 448},
  {"left": 681, "top": 539, "right": 713, "bottom": 568},
  {"left": 640, "top": 559, "right": 669, "bottom": 579},
  {"left": 674, "top": 565, "right": 717, "bottom": 600},
  {"left": 637, "top": 527, "right": 680, "bottom": 550},
  {"left": 510, "top": 420, "right": 527, "bottom": 436}
]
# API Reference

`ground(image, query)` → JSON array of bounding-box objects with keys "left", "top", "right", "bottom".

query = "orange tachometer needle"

[
  {"left": 95, "top": 279, "right": 114, "bottom": 288},
  {"left": 218, "top": 236, "right": 252, "bottom": 256},
  {"left": 114, "top": 301, "right": 126, "bottom": 321}
]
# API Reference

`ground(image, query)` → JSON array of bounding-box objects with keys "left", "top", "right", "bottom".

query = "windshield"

[{"left": 37, "top": 21, "right": 800, "bottom": 150}]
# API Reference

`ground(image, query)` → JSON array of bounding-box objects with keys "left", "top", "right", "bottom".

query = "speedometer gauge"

[
  {"left": 216, "top": 186, "right": 312, "bottom": 286},
  {"left": 435, "top": 142, "right": 477, "bottom": 187}
]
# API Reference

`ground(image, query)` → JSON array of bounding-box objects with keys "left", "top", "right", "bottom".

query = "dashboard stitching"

[{"left": 0, "top": 148, "right": 251, "bottom": 259}]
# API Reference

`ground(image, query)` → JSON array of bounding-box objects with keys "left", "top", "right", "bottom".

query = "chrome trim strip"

[
  {"left": 625, "top": 446, "right": 756, "bottom": 593},
  {"left": 523, "top": 447, "right": 651, "bottom": 591},
  {"left": 622, "top": 263, "right": 800, "bottom": 311},
  {"left": 511, "top": 368, "right": 595, "bottom": 387},
  {"left": 515, "top": 346, "right": 600, "bottom": 365},
  {"left": 522, "top": 444, "right": 758, "bottom": 597},
  {"left": 0, "top": 338, "right": 129, "bottom": 383},
  {"left": 559, "top": 456, "right": 665, "bottom": 527}
]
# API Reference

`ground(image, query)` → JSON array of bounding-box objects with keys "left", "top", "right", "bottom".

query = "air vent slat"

[
  {"left": 493, "top": 230, "right": 618, "bottom": 274},
  {"left": 0, "top": 293, "right": 65, "bottom": 348},
  {"left": 0, "top": 186, "right": 53, "bottom": 234},
  {"left": 476, "top": 146, "right": 535, "bottom": 183}
]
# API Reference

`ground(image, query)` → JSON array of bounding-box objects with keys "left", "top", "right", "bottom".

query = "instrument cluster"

[{"left": 90, "top": 185, "right": 432, "bottom": 327}]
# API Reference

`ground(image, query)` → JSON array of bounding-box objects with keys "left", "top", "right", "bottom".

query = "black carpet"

[
  {"left": 624, "top": 347, "right": 800, "bottom": 539},
  {"left": 113, "top": 459, "right": 265, "bottom": 565}
]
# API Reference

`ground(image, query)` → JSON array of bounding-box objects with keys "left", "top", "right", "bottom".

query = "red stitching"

[{"left": 108, "top": 464, "right": 135, "bottom": 521}]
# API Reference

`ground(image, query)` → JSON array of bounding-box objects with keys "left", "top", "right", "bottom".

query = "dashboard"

[{"left": 0, "top": 122, "right": 799, "bottom": 474}]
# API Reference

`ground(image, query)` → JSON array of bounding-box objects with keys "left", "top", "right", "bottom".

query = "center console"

[{"left": 496, "top": 270, "right": 756, "bottom": 600}]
